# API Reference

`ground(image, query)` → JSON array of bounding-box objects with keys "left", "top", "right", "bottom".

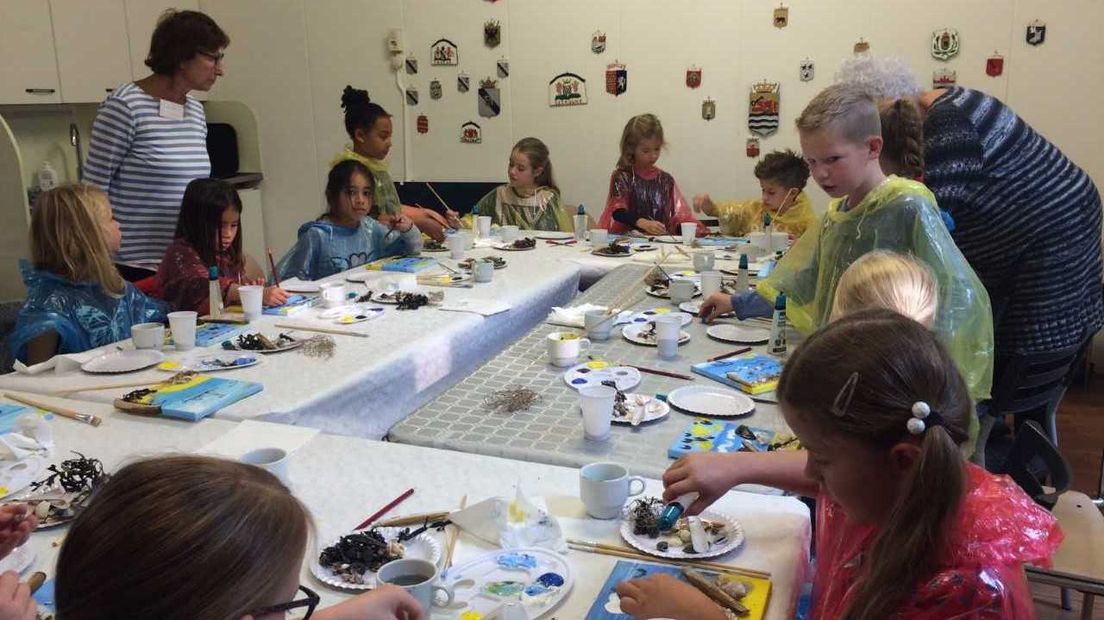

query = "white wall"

[{"left": 200, "top": 0, "right": 1104, "bottom": 257}]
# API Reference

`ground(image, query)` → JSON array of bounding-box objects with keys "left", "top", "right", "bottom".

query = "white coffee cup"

[
  {"left": 579, "top": 462, "right": 646, "bottom": 519},
  {"left": 500, "top": 224, "right": 520, "bottom": 243},
  {"left": 447, "top": 234, "right": 466, "bottom": 259},
  {"left": 131, "top": 322, "right": 164, "bottom": 350},
  {"left": 584, "top": 309, "right": 615, "bottom": 341},
  {"left": 680, "top": 222, "right": 698, "bottom": 244},
  {"left": 589, "top": 228, "right": 609, "bottom": 245},
  {"left": 473, "top": 260, "right": 494, "bottom": 283},
  {"left": 239, "top": 285, "right": 264, "bottom": 321},
  {"left": 669, "top": 278, "right": 696, "bottom": 304},
  {"left": 320, "top": 282, "right": 346, "bottom": 309},
  {"left": 167, "top": 311, "right": 198, "bottom": 351},
  {"left": 476, "top": 216, "right": 493, "bottom": 239},
  {"left": 377, "top": 558, "right": 455, "bottom": 611},
  {"left": 654, "top": 315, "right": 682, "bottom": 360},
  {"left": 693, "top": 251, "right": 715, "bottom": 272},
  {"left": 241, "top": 447, "right": 290, "bottom": 485},
  {"left": 547, "top": 332, "right": 590, "bottom": 367},
  {"left": 701, "top": 271, "right": 723, "bottom": 298},
  {"left": 579, "top": 385, "right": 616, "bottom": 441}
]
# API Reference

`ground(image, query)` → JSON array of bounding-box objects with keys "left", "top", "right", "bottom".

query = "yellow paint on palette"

[
  {"left": 0, "top": 487, "right": 7, "bottom": 497},
  {"left": 158, "top": 361, "right": 183, "bottom": 371},
  {"left": 508, "top": 500, "right": 526, "bottom": 524},
  {"left": 653, "top": 307, "right": 670, "bottom": 313},
  {"left": 585, "top": 360, "right": 609, "bottom": 369},
  {"left": 459, "top": 612, "right": 482, "bottom": 620}
]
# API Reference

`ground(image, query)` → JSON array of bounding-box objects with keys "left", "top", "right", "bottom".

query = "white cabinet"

[
  {"left": 50, "top": 0, "right": 134, "bottom": 103},
  {"left": 0, "top": 1, "right": 63, "bottom": 104},
  {"left": 124, "top": 0, "right": 204, "bottom": 102}
]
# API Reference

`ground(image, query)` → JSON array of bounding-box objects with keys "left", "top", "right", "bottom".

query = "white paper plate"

[
  {"left": 0, "top": 544, "right": 34, "bottom": 574},
  {"left": 224, "top": 334, "right": 304, "bottom": 354},
  {"left": 563, "top": 362, "right": 641, "bottom": 391},
  {"left": 533, "top": 232, "right": 575, "bottom": 241},
  {"left": 611, "top": 393, "right": 669, "bottom": 425},
  {"left": 81, "top": 349, "right": 165, "bottom": 374},
  {"left": 282, "top": 281, "right": 322, "bottom": 293},
  {"left": 666, "top": 385, "right": 755, "bottom": 418},
  {"left": 626, "top": 309, "right": 693, "bottom": 327},
  {"left": 591, "top": 247, "right": 633, "bottom": 258},
  {"left": 0, "top": 456, "right": 47, "bottom": 501},
  {"left": 368, "top": 290, "right": 441, "bottom": 305},
  {"left": 621, "top": 323, "right": 690, "bottom": 347},
  {"left": 620, "top": 508, "right": 744, "bottom": 560},
  {"left": 319, "top": 304, "right": 386, "bottom": 324},
  {"left": 159, "top": 352, "right": 262, "bottom": 373},
  {"left": 311, "top": 528, "right": 441, "bottom": 591},
  {"left": 492, "top": 241, "right": 536, "bottom": 251},
  {"left": 706, "top": 324, "right": 770, "bottom": 344},
  {"left": 445, "top": 548, "right": 573, "bottom": 619},
  {"left": 644, "top": 283, "right": 702, "bottom": 300}
]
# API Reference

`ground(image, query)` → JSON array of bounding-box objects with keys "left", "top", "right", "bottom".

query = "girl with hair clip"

[
  {"left": 333, "top": 86, "right": 460, "bottom": 241},
  {"left": 615, "top": 310, "right": 1061, "bottom": 620},
  {"left": 598, "top": 114, "right": 704, "bottom": 237},
  {"left": 55, "top": 455, "right": 423, "bottom": 620},
  {"left": 468, "top": 137, "right": 573, "bottom": 231},
  {"left": 9, "top": 185, "right": 167, "bottom": 366},
  {"left": 157, "top": 178, "right": 289, "bottom": 313},
  {"left": 277, "top": 160, "right": 421, "bottom": 281}
]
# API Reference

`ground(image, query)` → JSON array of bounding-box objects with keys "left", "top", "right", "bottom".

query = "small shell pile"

[
  {"left": 318, "top": 529, "right": 406, "bottom": 584},
  {"left": 654, "top": 516, "right": 729, "bottom": 554},
  {"left": 510, "top": 237, "right": 536, "bottom": 249},
  {"left": 230, "top": 332, "right": 296, "bottom": 351}
]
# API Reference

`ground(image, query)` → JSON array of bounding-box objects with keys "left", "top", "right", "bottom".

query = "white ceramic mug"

[
  {"left": 473, "top": 260, "right": 494, "bottom": 283},
  {"left": 320, "top": 282, "right": 346, "bottom": 309},
  {"left": 589, "top": 228, "right": 609, "bottom": 245},
  {"left": 579, "top": 462, "right": 646, "bottom": 519},
  {"left": 579, "top": 385, "right": 616, "bottom": 441},
  {"left": 693, "top": 251, "right": 715, "bottom": 272},
  {"left": 584, "top": 309, "right": 615, "bottom": 341},
  {"left": 500, "top": 224, "right": 520, "bottom": 243},
  {"left": 239, "top": 285, "right": 264, "bottom": 321},
  {"left": 131, "top": 322, "right": 164, "bottom": 350},
  {"left": 547, "top": 332, "right": 590, "bottom": 367},
  {"left": 654, "top": 315, "right": 682, "bottom": 360},
  {"left": 701, "top": 271, "right": 723, "bottom": 298},
  {"left": 680, "top": 222, "right": 698, "bottom": 244},
  {"left": 447, "top": 234, "right": 466, "bottom": 259},
  {"left": 377, "top": 558, "right": 455, "bottom": 611},
  {"left": 240, "top": 447, "right": 289, "bottom": 485},
  {"left": 167, "top": 311, "right": 198, "bottom": 351},
  {"left": 669, "top": 278, "right": 696, "bottom": 304}
]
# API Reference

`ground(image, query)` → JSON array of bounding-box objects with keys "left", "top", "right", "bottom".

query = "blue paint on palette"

[
  {"left": 524, "top": 583, "right": 552, "bottom": 597},
  {"left": 497, "top": 552, "right": 538, "bottom": 569},
  {"left": 571, "top": 378, "right": 588, "bottom": 385},
  {"left": 536, "top": 572, "right": 565, "bottom": 587}
]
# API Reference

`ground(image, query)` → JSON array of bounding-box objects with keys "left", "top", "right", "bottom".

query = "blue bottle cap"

[
  {"left": 577, "top": 204, "right": 586, "bottom": 214},
  {"left": 657, "top": 504, "right": 683, "bottom": 531},
  {"left": 208, "top": 265, "right": 219, "bottom": 279},
  {"left": 775, "top": 292, "right": 787, "bottom": 309},
  {"left": 739, "top": 254, "right": 748, "bottom": 269},
  {"left": 472, "top": 205, "right": 480, "bottom": 215}
]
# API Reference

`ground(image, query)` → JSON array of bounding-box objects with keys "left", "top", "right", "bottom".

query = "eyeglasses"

[
  {"left": 246, "top": 584, "right": 320, "bottom": 619},
  {"left": 197, "top": 50, "right": 226, "bottom": 65}
]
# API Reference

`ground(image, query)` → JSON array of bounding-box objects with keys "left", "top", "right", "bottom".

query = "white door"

[
  {"left": 50, "top": 0, "right": 134, "bottom": 103},
  {"left": 0, "top": 0, "right": 62, "bottom": 104}
]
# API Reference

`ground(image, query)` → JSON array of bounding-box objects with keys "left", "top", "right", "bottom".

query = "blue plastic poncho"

[
  {"left": 8, "top": 261, "right": 168, "bottom": 363},
  {"left": 276, "top": 218, "right": 422, "bottom": 282},
  {"left": 757, "top": 176, "right": 994, "bottom": 401}
]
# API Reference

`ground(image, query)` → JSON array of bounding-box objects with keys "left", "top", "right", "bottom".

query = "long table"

[
  {"left": 389, "top": 264, "right": 795, "bottom": 481},
  {"left": 0, "top": 249, "right": 580, "bottom": 439},
  {"left": 13, "top": 395, "right": 810, "bottom": 620}
]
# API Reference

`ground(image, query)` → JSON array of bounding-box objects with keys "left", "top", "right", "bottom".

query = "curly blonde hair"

[{"left": 831, "top": 250, "right": 938, "bottom": 327}]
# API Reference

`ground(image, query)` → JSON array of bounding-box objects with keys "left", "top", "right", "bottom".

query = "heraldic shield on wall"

[
  {"left": 748, "top": 81, "right": 780, "bottom": 137},
  {"left": 549, "top": 72, "right": 588, "bottom": 107},
  {"left": 606, "top": 63, "right": 627, "bottom": 96},
  {"left": 478, "top": 78, "right": 500, "bottom": 117}
]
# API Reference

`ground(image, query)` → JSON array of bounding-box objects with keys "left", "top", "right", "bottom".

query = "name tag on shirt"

[{"left": 158, "top": 99, "right": 185, "bottom": 120}]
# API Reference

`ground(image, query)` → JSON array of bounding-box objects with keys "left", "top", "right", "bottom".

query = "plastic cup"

[
  {"left": 476, "top": 216, "right": 492, "bottom": 239},
  {"left": 447, "top": 234, "right": 466, "bottom": 259},
  {"left": 669, "top": 279, "right": 696, "bottom": 304},
  {"left": 584, "top": 309, "right": 615, "bottom": 341},
  {"left": 167, "top": 311, "right": 198, "bottom": 351},
  {"left": 693, "top": 251, "right": 715, "bottom": 272},
  {"left": 701, "top": 271, "right": 723, "bottom": 298},
  {"left": 579, "top": 385, "right": 616, "bottom": 441},
  {"left": 681, "top": 222, "right": 698, "bottom": 244},
  {"left": 589, "top": 229, "right": 609, "bottom": 245},
  {"left": 654, "top": 315, "right": 682, "bottom": 360},
  {"left": 239, "top": 285, "right": 264, "bottom": 320},
  {"left": 500, "top": 225, "right": 520, "bottom": 243},
  {"left": 473, "top": 260, "right": 494, "bottom": 283}
]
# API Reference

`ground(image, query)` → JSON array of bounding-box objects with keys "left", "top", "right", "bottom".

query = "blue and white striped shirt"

[{"left": 83, "top": 82, "right": 210, "bottom": 270}]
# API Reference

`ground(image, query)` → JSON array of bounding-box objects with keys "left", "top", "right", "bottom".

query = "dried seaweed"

[
  {"left": 318, "top": 529, "right": 405, "bottom": 581},
  {"left": 31, "top": 452, "right": 106, "bottom": 494},
  {"left": 629, "top": 497, "right": 665, "bottom": 538}
]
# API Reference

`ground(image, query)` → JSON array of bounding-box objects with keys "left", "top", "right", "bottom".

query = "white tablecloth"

[{"left": 0, "top": 251, "right": 580, "bottom": 439}]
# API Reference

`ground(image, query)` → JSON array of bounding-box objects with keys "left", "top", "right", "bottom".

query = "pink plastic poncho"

[
  {"left": 812, "top": 463, "right": 1062, "bottom": 619},
  {"left": 598, "top": 166, "right": 704, "bottom": 236}
]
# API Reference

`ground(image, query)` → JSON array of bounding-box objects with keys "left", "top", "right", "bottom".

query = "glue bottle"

[
  {"left": 737, "top": 253, "right": 750, "bottom": 292},
  {"left": 657, "top": 492, "right": 700, "bottom": 531},
  {"left": 208, "top": 265, "right": 224, "bottom": 318},
  {"left": 573, "top": 204, "right": 588, "bottom": 241},
  {"left": 763, "top": 212, "right": 773, "bottom": 253},
  {"left": 768, "top": 292, "right": 787, "bottom": 355}
]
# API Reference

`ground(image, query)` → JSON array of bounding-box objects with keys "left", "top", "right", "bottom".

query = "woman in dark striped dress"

[{"left": 838, "top": 57, "right": 1103, "bottom": 361}]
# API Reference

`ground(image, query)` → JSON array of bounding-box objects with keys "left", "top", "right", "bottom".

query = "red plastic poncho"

[
  {"left": 598, "top": 166, "right": 703, "bottom": 236},
  {"left": 157, "top": 238, "right": 243, "bottom": 314},
  {"left": 812, "top": 463, "right": 1062, "bottom": 619}
]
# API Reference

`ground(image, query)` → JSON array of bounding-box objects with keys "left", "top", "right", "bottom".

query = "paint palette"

[
  {"left": 158, "top": 353, "right": 262, "bottom": 373},
  {"left": 443, "top": 548, "right": 573, "bottom": 619},
  {"left": 319, "top": 304, "right": 386, "bottom": 324},
  {"left": 621, "top": 323, "right": 691, "bottom": 347},
  {"left": 0, "top": 456, "right": 47, "bottom": 501},
  {"left": 626, "top": 308, "right": 692, "bottom": 327},
  {"left": 562, "top": 361, "right": 641, "bottom": 391}
]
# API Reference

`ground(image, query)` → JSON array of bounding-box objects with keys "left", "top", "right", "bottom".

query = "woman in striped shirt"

[
  {"left": 837, "top": 56, "right": 1103, "bottom": 361},
  {"left": 83, "top": 9, "right": 229, "bottom": 281}
]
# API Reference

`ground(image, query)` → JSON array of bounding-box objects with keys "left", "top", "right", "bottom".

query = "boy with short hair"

[
  {"left": 700, "top": 83, "right": 994, "bottom": 403},
  {"left": 694, "top": 149, "right": 816, "bottom": 238}
]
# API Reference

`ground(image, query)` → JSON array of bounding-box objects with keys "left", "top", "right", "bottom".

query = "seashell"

[
  {"left": 35, "top": 501, "right": 51, "bottom": 520},
  {"left": 677, "top": 529, "right": 692, "bottom": 543},
  {"left": 688, "top": 516, "right": 711, "bottom": 553}
]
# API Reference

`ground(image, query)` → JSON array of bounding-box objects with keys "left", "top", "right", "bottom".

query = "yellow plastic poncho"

[
  {"left": 713, "top": 191, "right": 816, "bottom": 238},
  {"left": 462, "top": 185, "right": 572, "bottom": 231},
  {"left": 757, "top": 176, "right": 994, "bottom": 403},
  {"left": 331, "top": 147, "right": 402, "bottom": 217}
]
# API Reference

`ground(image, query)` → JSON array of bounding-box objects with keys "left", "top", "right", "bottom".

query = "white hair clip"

[{"left": 907, "top": 401, "right": 931, "bottom": 435}]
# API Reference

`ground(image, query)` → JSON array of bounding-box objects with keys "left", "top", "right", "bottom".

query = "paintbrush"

[
  {"left": 355, "top": 488, "right": 414, "bottom": 530},
  {"left": 707, "top": 347, "right": 753, "bottom": 362},
  {"left": 266, "top": 247, "right": 281, "bottom": 287}
]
